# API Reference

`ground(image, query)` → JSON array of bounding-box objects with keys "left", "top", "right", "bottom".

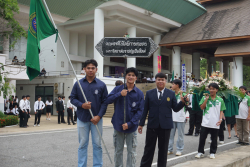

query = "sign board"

[
  {"left": 95, "top": 37, "right": 158, "bottom": 58},
  {"left": 181, "top": 64, "right": 186, "bottom": 92}
]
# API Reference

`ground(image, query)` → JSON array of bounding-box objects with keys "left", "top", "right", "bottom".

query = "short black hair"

[
  {"left": 58, "top": 96, "right": 61, "bottom": 98},
  {"left": 26, "top": 95, "right": 30, "bottom": 98},
  {"left": 125, "top": 67, "right": 138, "bottom": 77},
  {"left": 173, "top": 79, "right": 182, "bottom": 88},
  {"left": 37, "top": 96, "right": 41, "bottom": 99},
  {"left": 155, "top": 73, "right": 167, "bottom": 79},
  {"left": 14, "top": 99, "right": 16, "bottom": 102},
  {"left": 208, "top": 83, "right": 219, "bottom": 90},
  {"left": 62, "top": 96, "right": 65, "bottom": 99},
  {"left": 198, "top": 79, "right": 202, "bottom": 82},
  {"left": 15, "top": 96, "right": 18, "bottom": 98},
  {"left": 247, "top": 91, "right": 250, "bottom": 94},
  {"left": 239, "top": 86, "right": 247, "bottom": 91},
  {"left": 68, "top": 96, "right": 71, "bottom": 99},
  {"left": 84, "top": 59, "right": 98, "bottom": 68},
  {"left": 22, "top": 95, "right": 26, "bottom": 99},
  {"left": 115, "top": 80, "right": 123, "bottom": 86}
]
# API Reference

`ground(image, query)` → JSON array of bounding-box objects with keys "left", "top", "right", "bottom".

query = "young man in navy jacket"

[
  {"left": 100, "top": 67, "right": 144, "bottom": 167},
  {"left": 138, "top": 73, "right": 186, "bottom": 167}
]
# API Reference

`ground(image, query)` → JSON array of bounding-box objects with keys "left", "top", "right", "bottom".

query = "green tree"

[
  {"left": 200, "top": 58, "right": 207, "bottom": 79},
  {"left": 0, "top": 0, "right": 27, "bottom": 98},
  {"left": 243, "top": 65, "right": 250, "bottom": 89}
]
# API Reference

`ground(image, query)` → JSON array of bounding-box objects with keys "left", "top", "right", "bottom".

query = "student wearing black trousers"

[
  {"left": 25, "top": 95, "right": 31, "bottom": 125},
  {"left": 67, "top": 96, "right": 76, "bottom": 125},
  {"left": 34, "top": 96, "right": 45, "bottom": 127},
  {"left": 19, "top": 96, "right": 27, "bottom": 128},
  {"left": 56, "top": 96, "right": 66, "bottom": 124}
]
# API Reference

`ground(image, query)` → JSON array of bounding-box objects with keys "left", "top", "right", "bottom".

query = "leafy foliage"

[{"left": 0, "top": 114, "right": 19, "bottom": 127}]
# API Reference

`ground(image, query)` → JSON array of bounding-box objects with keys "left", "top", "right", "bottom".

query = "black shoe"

[
  {"left": 195, "top": 133, "right": 199, "bottom": 136},
  {"left": 73, "top": 123, "right": 76, "bottom": 125},
  {"left": 62, "top": 122, "right": 66, "bottom": 124},
  {"left": 236, "top": 142, "right": 243, "bottom": 145},
  {"left": 242, "top": 143, "right": 250, "bottom": 146},
  {"left": 21, "top": 126, "right": 27, "bottom": 128},
  {"left": 185, "top": 133, "right": 193, "bottom": 136},
  {"left": 58, "top": 122, "right": 61, "bottom": 124},
  {"left": 68, "top": 123, "right": 71, "bottom": 125}
]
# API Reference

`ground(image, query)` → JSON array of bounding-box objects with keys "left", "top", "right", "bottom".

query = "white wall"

[
  {"left": 69, "top": 32, "right": 78, "bottom": 56},
  {"left": 9, "top": 36, "right": 27, "bottom": 61},
  {"left": 78, "top": 34, "right": 86, "bottom": 57},
  {"left": 86, "top": 35, "right": 94, "bottom": 58}
]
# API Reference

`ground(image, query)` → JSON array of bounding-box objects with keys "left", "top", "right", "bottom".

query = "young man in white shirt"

[
  {"left": 67, "top": 96, "right": 76, "bottom": 125},
  {"left": 34, "top": 96, "right": 45, "bottom": 127},
  {"left": 19, "top": 96, "right": 27, "bottom": 128},
  {"left": 195, "top": 83, "right": 226, "bottom": 159},
  {"left": 25, "top": 95, "right": 31, "bottom": 125},
  {"left": 12, "top": 105, "right": 19, "bottom": 116},
  {"left": 168, "top": 79, "right": 189, "bottom": 156},
  {"left": 236, "top": 86, "right": 250, "bottom": 145}
]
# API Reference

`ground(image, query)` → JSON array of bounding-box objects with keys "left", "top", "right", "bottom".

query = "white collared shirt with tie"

[
  {"left": 157, "top": 88, "right": 165, "bottom": 99},
  {"left": 11, "top": 108, "right": 19, "bottom": 115},
  {"left": 19, "top": 99, "right": 27, "bottom": 112},
  {"left": 34, "top": 100, "right": 45, "bottom": 111},
  {"left": 25, "top": 99, "right": 31, "bottom": 110}
]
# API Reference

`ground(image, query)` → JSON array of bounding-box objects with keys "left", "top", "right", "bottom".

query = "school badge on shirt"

[
  {"left": 132, "top": 102, "right": 136, "bottom": 107},
  {"left": 95, "top": 89, "right": 99, "bottom": 94},
  {"left": 167, "top": 97, "right": 170, "bottom": 101}
]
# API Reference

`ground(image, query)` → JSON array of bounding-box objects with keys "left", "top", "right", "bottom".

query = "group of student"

[
  {"left": 4, "top": 96, "right": 19, "bottom": 115},
  {"left": 71, "top": 58, "right": 250, "bottom": 167}
]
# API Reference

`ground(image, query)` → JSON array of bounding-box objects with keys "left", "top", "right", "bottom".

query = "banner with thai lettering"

[
  {"left": 158, "top": 56, "right": 161, "bottom": 73},
  {"left": 181, "top": 64, "right": 186, "bottom": 92}
]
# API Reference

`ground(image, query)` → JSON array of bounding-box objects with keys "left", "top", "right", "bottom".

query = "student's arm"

[
  {"left": 200, "top": 95, "right": 209, "bottom": 110},
  {"left": 34, "top": 102, "right": 37, "bottom": 114},
  {"left": 172, "top": 94, "right": 185, "bottom": 112},
  {"left": 139, "top": 91, "right": 149, "bottom": 129},
  {"left": 97, "top": 85, "right": 109, "bottom": 118},
  {"left": 216, "top": 111, "right": 224, "bottom": 126},
  {"left": 217, "top": 99, "right": 227, "bottom": 126},
  {"left": 247, "top": 96, "right": 250, "bottom": 121}
]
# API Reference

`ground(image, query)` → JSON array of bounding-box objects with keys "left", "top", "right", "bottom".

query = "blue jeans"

[
  {"left": 168, "top": 122, "right": 185, "bottom": 153},
  {"left": 77, "top": 118, "right": 103, "bottom": 167},
  {"left": 113, "top": 129, "right": 137, "bottom": 167}
]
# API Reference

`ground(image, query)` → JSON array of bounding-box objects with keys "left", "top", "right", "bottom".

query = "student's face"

[
  {"left": 23, "top": 97, "right": 26, "bottom": 100},
  {"left": 155, "top": 77, "right": 166, "bottom": 90},
  {"left": 172, "top": 83, "right": 179, "bottom": 90},
  {"left": 26, "top": 97, "right": 30, "bottom": 100},
  {"left": 240, "top": 88, "right": 247, "bottom": 94},
  {"left": 209, "top": 87, "right": 218, "bottom": 96},
  {"left": 14, "top": 106, "right": 17, "bottom": 108},
  {"left": 58, "top": 97, "right": 61, "bottom": 100},
  {"left": 38, "top": 97, "right": 41, "bottom": 101},
  {"left": 247, "top": 92, "right": 250, "bottom": 96},
  {"left": 126, "top": 72, "right": 137, "bottom": 84},
  {"left": 84, "top": 64, "right": 97, "bottom": 77}
]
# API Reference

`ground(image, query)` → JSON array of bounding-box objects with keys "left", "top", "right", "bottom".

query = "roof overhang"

[
  {"left": 196, "top": 0, "right": 229, "bottom": 4},
  {"left": 215, "top": 41, "right": 250, "bottom": 57}
]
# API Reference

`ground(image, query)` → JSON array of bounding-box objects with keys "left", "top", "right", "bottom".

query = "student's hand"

[
  {"left": 138, "top": 126, "right": 143, "bottom": 134},
  {"left": 35, "top": 112, "right": 36, "bottom": 114},
  {"left": 247, "top": 116, "right": 250, "bottom": 121},
  {"left": 22, "top": 110, "right": 25, "bottom": 113},
  {"left": 63, "top": 110, "right": 64, "bottom": 113},
  {"left": 82, "top": 102, "right": 91, "bottom": 110},
  {"left": 205, "top": 95, "right": 209, "bottom": 100},
  {"left": 56, "top": 111, "right": 58, "bottom": 113},
  {"left": 216, "top": 120, "right": 222, "bottom": 126},
  {"left": 180, "top": 94, "right": 185, "bottom": 103},
  {"left": 121, "top": 90, "right": 128, "bottom": 97},
  {"left": 122, "top": 123, "right": 128, "bottom": 130},
  {"left": 91, "top": 116, "right": 101, "bottom": 125}
]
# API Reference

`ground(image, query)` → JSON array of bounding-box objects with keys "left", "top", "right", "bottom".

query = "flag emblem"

[
  {"left": 29, "top": 12, "right": 37, "bottom": 38},
  {"left": 95, "top": 89, "right": 99, "bottom": 94}
]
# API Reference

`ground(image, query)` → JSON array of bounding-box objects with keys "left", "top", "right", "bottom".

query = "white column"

[
  {"left": 3, "top": 36, "right": 9, "bottom": 58},
  {"left": 104, "top": 66, "right": 109, "bottom": 76},
  {"left": 233, "top": 57, "right": 243, "bottom": 88},
  {"left": 172, "top": 46, "right": 181, "bottom": 78},
  {"left": 219, "top": 61, "right": 223, "bottom": 73},
  {"left": 0, "top": 54, "right": 7, "bottom": 112},
  {"left": 223, "top": 60, "right": 229, "bottom": 80},
  {"left": 127, "top": 27, "right": 136, "bottom": 68},
  {"left": 9, "top": 80, "right": 16, "bottom": 96},
  {"left": 153, "top": 35, "right": 161, "bottom": 76},
  {"left": 94, "top": 8, "right": 104, "bottom": 77},
  {"left": 230, "top": 62, "right": 234, "bottom": 85},
  {"left": 192, "top": 52, "right": 200, "bottom": 80}
]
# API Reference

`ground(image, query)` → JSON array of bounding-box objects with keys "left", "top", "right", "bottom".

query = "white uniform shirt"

[
  {"left": 34, "top": 101, "right": 45, "bottom": 111},
  {"left": 19, "top": 99, "right": 27, "bottom": 112},
  {"left": 25, "top": 99, "right": 31, "bottom": 110},
  {"left": 157, "top": 88, "right": 165, "bottom": 99},
  {"left": 62, "top": 100, "right": 66, "bottom": 109},
  {"left": 16, "top": 98, "right": 18, "bottom": 103},
  {"left": 72, "top": 105, "right": 77, "bottom": 116},
  {"left": 172, "top": 93, "right": 186, "bottom": 122},
  {"left": 46, "top": 101, "right": 53, "bottom": 105},
  {"left": 6, "top": 109, "right": 11, "bottom": 113},
  {"left": 236, "top": 95, "right": 250, "bottom": 119},
  {"left": 188, "top": 94, "right": 193, "bottom": 108},
  {"left": 67, "top": 100, "right": 73, "bottom": 109},
  {"left": 11, "top": 108, "right": 19, "bottom": 115}
]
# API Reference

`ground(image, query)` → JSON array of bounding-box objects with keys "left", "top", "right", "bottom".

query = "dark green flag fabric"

[{"left": 26, "top": 0, "right": 57, "bottom": 80}]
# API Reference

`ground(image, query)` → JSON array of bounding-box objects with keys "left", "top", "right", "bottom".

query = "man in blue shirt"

[
  {"left": 100, "top": 67, "right": 144, "bottom": 167},
  {"left": 70, "top": 59, "right": 108, "bottom": 167}
]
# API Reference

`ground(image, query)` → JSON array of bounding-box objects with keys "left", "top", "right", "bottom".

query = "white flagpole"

[{"left": 42, "top": 0, "right": 113, "bottom": 163}]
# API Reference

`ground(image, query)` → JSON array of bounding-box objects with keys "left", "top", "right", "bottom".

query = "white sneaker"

[
  {"left": 48, "top": 118, "right": 50, "bottom": 121},
  {"left": 195, "top": 153, "right": 204, "bottom": 158},
  {"left": 208, "top": 140, "right": 212, "bottom": 144},
  {"left": 46, "top": 118, "right": 48, "bottom": 120},
  {"left": 124, "top": 144, "right": 127, "bottom": 148},
  {"left": 219, "top": 141, "right": 224, "bottom": 144},
  {"left": 176, "top": 151, "right": 182, "bottom": 156},
  {"left": 37, "top": 124, "right": 40, "bottom": 127},
  {"left": 33, "top": 124, "right": 36, "bottom": 127},
  {"left": 210, "top": 154, "right": 215, "bottom": 159},
  {"left": 168, "top": 151, "right": 173, "bottom": 155}
]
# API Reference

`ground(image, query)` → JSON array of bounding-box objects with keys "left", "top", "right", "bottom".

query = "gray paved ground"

[{"left": 0, "top": 122, "right": 242, "bottom": 167}]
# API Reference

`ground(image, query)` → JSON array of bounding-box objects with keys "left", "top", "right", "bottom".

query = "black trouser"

[
  {"left": 218, "top": 119, "right": 225, "bottom": 141},
  {"left": 26, "top": 109, "right": 30, "bottom": 123},
  {"left": 188, "top": 108, "right": 202, "bottom": 134},
  {"left": 67, "top": 108, "right": 74, "bottom": 124},
  {"left": 140, "top": 128, "right": 171, "bottom": 167},
  {"left": 34, "top": 110, "right": 42, "bottom": 125},
  {"left": 19, "top": 110, "right": 27, "bottom": 127},
  {"left": 58, "top": 110, "right": 64, "bottom": 123},
  {"left": 74, "top": 111, "right": 77, "bottom": 122},
  {"left": 198, "top": 126, "right": 219, "bottom": 154}
]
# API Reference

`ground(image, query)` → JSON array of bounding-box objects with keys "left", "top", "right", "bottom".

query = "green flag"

[
  {"left": 26, "top": 0, "right": 57, "bottom": 80},
  {"left": 172, "top": 70, "right": 174, "bottom": 81}
]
